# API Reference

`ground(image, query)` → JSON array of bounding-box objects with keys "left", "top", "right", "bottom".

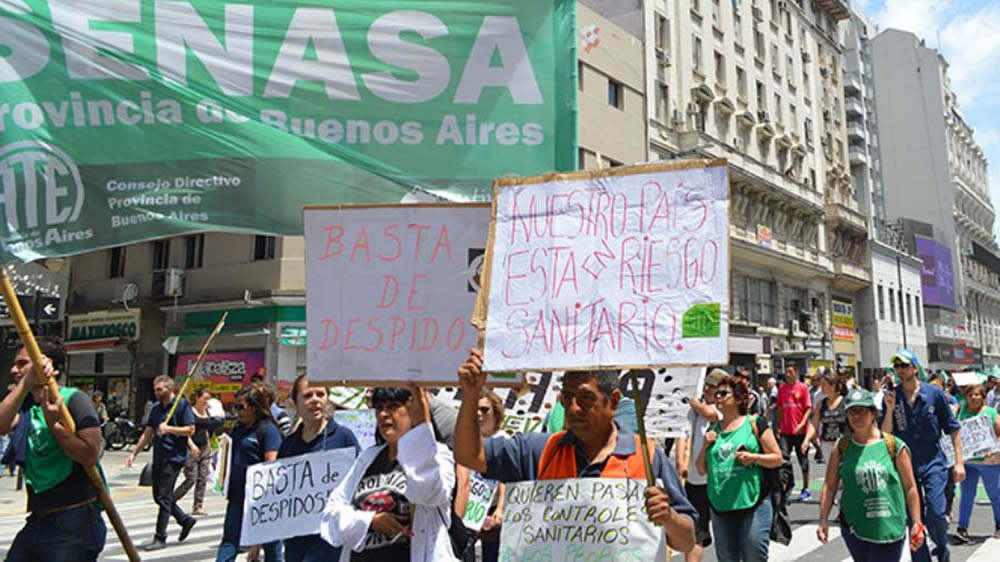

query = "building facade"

[{"left": 868, "top": 28, "right": 997, "bottom": 371}]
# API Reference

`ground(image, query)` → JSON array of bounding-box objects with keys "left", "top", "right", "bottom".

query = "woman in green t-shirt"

[
  {"left": 696, "top": 376, "right": 782, "bottom": 562},
  {"left": 954, "top": 384, "right": 1000, "bottom": 544},
  {"left": 817, "top": 388, "right": 923, "bottom": 561}
]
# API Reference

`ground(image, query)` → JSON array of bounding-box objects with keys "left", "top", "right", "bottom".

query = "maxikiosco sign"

[
  {"left": 66, "top": 309, "right": 140, "bottom": 342},
  {"left": 0, "top": 1, "right": 578, "bottom": 262}
]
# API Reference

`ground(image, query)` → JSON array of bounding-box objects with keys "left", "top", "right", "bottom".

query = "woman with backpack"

[
  {"left": 817, "top": 388, "right": 924, "bottom": 561},
  {"left": 320, "top": 384, "right": 458, "bottom": 561},
  {"left": 216, "top": 384, "right": 283, "bottom": 562},
  {"left": 803, "top": 372, "right": 849, "bottom": 466},
  {"left": 696, "top": 375, "right": 783, "bottom": 562},
  {"left": 954, "top": 384, "right": 1000, "bottom": 543}
]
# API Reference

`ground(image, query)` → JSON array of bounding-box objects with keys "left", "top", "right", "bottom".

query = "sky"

[{"left": 855, "top": 0, "right": 1000, "bottom": 236}]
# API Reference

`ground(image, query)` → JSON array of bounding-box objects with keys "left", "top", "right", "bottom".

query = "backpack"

[{"left": 837, "top": 432, "right": 898, "bottom": 463}]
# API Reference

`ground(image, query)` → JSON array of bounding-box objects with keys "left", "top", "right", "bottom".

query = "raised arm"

[{"left": 455, "top": 349, "right": 488, "bottom": 473}]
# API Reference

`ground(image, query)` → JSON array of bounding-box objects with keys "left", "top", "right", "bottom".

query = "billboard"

[
  {"left": 915, "top": 236, "right": 956, "bottom": 310},
  {"left": 174, "top": 350, "right": 265, "bottom": 396},
  {"left": 0, "top": 1, "right": 577, "bottom": 263}
]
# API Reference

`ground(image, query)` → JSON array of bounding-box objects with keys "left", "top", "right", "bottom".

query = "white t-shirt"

[{"left": 685, "top": 406, "right": 719, "bottom": 486}]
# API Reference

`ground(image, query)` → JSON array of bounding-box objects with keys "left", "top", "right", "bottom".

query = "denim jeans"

[
  {"left": 909, "top": 463, "right": 950, "bottom": 562},
  {"left": 283, "top": 534, "right": 341, "bottom": 562},
  {"left": 7, "top": 502, "right": 106, "bottom": 561},
  {"left": 216, "top": 498, "right": 282, "bottom": 562},
  {"left": 710, "top": 496, "right": 772, "bottom": 562},
  {"left": 841, "top": 523, "right": 904, "bottom": 562},
  {"left": 152, "top": 461, "right": 193, "bottom": 542},
  {"left": 959, "top": 463, "right": 1000, "bottom": 528}
]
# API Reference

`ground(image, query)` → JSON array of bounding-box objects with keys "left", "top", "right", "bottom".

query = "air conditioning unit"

[
  {"left": 789, "top": 319, "right": 800, "bottom": 333},
  {"left": 153, "top": 268, "right": 185, "bottom": 298},
  {"left": 752, "top": 7, "right": 764, "bottom": 21},
  {"left": 757, "top": 110, "right": 770, "bottom": 122},
  {"left": 801, "top": 50, "right": 811, "bottom": 63},
  {"left": 656, "top": 48, "right": 672, "bottom": 67},
  {"left": 672, "top": 109, "right": 685, "bottom": 124},
  {"left": 733, "top": 136, "right": 744, "bottom": 149},
  {"left": 823, "top": 109, "right": 831, "bottom": 121},
  {"left": 687, "top": 102, "right": 700, "bottom": 114}
]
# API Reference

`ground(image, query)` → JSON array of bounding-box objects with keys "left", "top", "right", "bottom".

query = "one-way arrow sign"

[{"left": 0, "top": 294, "right": 61, "bottom": 322}]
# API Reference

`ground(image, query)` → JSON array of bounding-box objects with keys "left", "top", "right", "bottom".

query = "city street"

[{"left": 0, "top": 450, "right": 998, "bottom": 561}]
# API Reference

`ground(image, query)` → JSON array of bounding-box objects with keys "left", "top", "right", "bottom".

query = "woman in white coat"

[{"left": 320, "top": 383, "right": 457, "bottom": 562}]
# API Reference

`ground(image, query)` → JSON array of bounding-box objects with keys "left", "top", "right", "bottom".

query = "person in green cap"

[{"left": 818, "top": 387, "right": 923, "bottom": 561}]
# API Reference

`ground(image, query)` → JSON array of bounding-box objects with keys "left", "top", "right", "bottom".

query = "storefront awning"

[{"left": 65, "top": 337, "right": 124, "bottom": 354}]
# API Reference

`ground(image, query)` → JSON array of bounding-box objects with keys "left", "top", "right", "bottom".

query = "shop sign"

[
  {"left": 174, "top": 350, "right": 265, "bottom": 384},
  {"left": 757, "top": 224, "right": 773, "bottom": 248},
  {"left": 67, "top": 309, "right": 140, "bottom": 342},
  {"left": 832, "top": 299, "right": 854, "bottom": 342},
  {"left": 929, "top": 344, "right": 983, "bottom": 365}
]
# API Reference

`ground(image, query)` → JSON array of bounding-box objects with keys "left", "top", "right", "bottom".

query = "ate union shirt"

[{"left": 778, "top": 382, "right": 811, "bottom": 435}]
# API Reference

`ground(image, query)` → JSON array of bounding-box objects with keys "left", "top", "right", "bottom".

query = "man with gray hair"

[{"left": 455, "top": 350, "right": 698, "bottom": 553}]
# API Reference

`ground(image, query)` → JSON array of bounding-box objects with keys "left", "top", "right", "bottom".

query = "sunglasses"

[
  {"left": 714, "top": 390, "right": 731, "bottom": 399},
  {"left": 477, "top": 406, "right": 493, "bottom": 416},
  {"left": 892, "top": 363, "right": 908, "bottom": 369}
]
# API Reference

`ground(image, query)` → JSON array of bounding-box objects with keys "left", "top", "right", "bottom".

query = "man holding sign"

[{"left": 454, "top": 349, "right": 697, "bottom": 553}]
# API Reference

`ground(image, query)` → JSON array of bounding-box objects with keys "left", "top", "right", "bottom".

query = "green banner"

[{"left": 0, "top": 1, "right": 577, "bottom": 262}]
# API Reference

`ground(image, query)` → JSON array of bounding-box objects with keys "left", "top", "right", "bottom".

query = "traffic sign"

[{"left": 0, "top": 294, "right": 61, "bottom": 322}]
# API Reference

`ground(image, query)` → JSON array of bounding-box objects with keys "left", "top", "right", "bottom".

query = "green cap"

[{"left": 845, "top": 388, "right": 875, "bottom": 409}]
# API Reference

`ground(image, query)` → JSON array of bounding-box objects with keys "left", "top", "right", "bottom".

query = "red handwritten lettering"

[
  {"left": 407, "top": 274, "right": 427, "bottom": 311},
  {"left": 409, "top": 224, "right": 430, "bottom": 260},
  {"left": 343, "top": 318, "right": 363, "bottom": 350},
  {"left": 501, "top": 309, "right": 530, "bottom": 359},
  {"left": 378, "top": 276, "right": 399, "bottom": 309},
  {"left": 418, "top": 318, "right": 439, "bottom": 351},
  {"left": 320, "top": 225, "right": 344, "bottom": 261},
  {"left": 388, "top": 317, "right": 406, "bottom": 350},
  {"left": 378, "top": 224, "right": 402, "bottom": 262},
  {"left": 365, "top": 318, "right": 383, "bottom": 352},
  {"left": 318, "top": 318, "right": 338, "bottom": 350},
  {"left": 350, "top": 227, "right": 370, "bottom": 262},
  {"left": 504, "top": 250, "right": 531, "bottom": 306},
  {"left": 684, "top": 189, "right": 709, "bottom": 233},
  {"left": 431, "top": 225, "right": 452, "bottom": 262},
  {"left": 446, "top": 318, "right": 465, "bottom": 351}
]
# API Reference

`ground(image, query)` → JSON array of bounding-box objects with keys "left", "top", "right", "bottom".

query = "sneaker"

[
  {"left": 179, "top": 518, "right": 196, "bottom": 542},
  {"left": 994, "top": 524, "right": 1000, "bottom": 539},
  {"left": 798, "top": 489, "right": 812, "bottom": 501},
  {"left": 143, "top": 539, "right": 167, "bottom": 552},
  {"left": 954, "top": 527, "right": 971, "bottom": 544},
  {"left": 192, "top": 508, "right": 208, "bottom": 517}
]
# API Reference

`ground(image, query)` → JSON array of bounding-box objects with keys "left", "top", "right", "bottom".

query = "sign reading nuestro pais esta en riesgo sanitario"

[{"left": 0, "top": 1, "right": 577, "bottom": 262}]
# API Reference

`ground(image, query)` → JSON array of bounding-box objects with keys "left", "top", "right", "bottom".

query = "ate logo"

[
  {"left": 0, "top": 141, "right": 84, "bottom": 235},
  {"left": 580, "top": 24, "right": 600, "bottom": 52},
  {"left": 856, "top": 460, "right": 890, "bottom": 494}
]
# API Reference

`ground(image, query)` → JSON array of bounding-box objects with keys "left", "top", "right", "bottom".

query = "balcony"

[
  {"left": 849, "top": 145, "right": 869, "bottom": 166},
  {"left": 847, "top": 123, "right": 866, "bottom": 144},
  {"left": 825, "top": 197, "right": 868, "bottom": 235},
  {"left": 846, "top": 97, "right": 864, "bottom": 119},
  {"left": 833, "top": 260, "right": 871, "bottom": 291},
  {"left": 844, "top": 73, "right": 862, "bottom": 97},
  {"left": 815, "top": 0, "right": 851, "bottom": 21}
]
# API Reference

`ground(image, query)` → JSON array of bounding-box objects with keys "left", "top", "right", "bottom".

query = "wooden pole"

[
  {"left": 0, "top": 266, "right": 141, "bottom": 562},
  {"left": 163, "top": 312, "right": 228, "bottom": 425}
]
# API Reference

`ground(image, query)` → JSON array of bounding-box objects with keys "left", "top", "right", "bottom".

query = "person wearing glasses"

[
  {"left": 216, "top": 384, "right": 283, "bottom": 562},
  {"left": 881, "top": 350, "right": 963, "bottom": 562},
  {"left": 460, "top": 388, "right": 508, "bottom": 562},
  {"left": 696, "top": 376, "right": 783, "bottom": 562},
  {"left": 453, "top": 350, "right": 698, "bottom": 554}
]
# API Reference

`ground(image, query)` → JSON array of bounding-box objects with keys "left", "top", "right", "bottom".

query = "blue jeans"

[
  {"left": 710, "top": 496, "right": 772, "bottom": 562},
  {"left": 841, "top": 523, "right": 904, "bottom": 562},
  {"left": 283, "top": 535, "right": 341, "bottom": 562},
  {"left": 959, "top": 463, "right": 1000, "bottom": 528},
  {"left": 216, "top": 499, "right": 282, "bottom": 562},
  {"left": 7, "top": 502, "right": 106, "bottom": 561},
  {"left": 910, "top": 464, "right": 950, "bottom": 562}
]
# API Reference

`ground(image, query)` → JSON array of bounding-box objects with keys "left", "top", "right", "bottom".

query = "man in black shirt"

[{"left": 0, "top": 339, "right": 106, "bottom": 561}]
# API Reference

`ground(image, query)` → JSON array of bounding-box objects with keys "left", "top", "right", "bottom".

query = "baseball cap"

[
  {"left": 705, "top": 368, "right": 728, "bottom": 387},
  {"left": 889, "top": 349, "right": 920, "bottom": 368},
  {"left": 845, "top": 388, "right": 875, "bottom": 409}
]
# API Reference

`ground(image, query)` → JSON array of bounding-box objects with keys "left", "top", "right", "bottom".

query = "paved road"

[{"left": 0, "top": 450, "right": 998, "bottom": 561}]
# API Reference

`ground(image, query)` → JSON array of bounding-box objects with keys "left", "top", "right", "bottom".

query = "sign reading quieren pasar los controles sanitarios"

[{"left": 480, "top": 159, "right": 730, "bottom": 372}]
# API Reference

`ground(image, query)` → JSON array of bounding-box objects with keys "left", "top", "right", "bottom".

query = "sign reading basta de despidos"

[{"left": 0, "top": 1, "right": 577, "bottom": 262}]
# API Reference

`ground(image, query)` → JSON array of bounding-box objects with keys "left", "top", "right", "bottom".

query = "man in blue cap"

[{"left": 881, "top": 349, "right": 963, "bottom": 562}]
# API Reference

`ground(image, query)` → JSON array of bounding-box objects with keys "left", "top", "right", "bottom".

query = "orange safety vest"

[{"left": 536, "top": 431, "right": 655, "bottom": 480}]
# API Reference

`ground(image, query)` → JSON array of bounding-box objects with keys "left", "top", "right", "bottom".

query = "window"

[
  {"left": 734, "top": 13, "right": 743, "bottom": 43},
  {"left": 771, "top": 43, "right": 780, "bottom": 74},
  {"left": 899, "top": 290, "right": 905, "bottom": 325},
  {"left": 151, "top": 239, "right": 170, "bottom": 270},
  {"left": 787, "top": 55, "right": 795, "bottom": 81},
  {"left": 692, "top": 0, "right": 701, "bottom": 12},
  {"left": 693, "top": 36, "right": 703, "bottom": 71},
  {"left": 915, "top": 296, "right": 922, "bottom": 326},
  {"left": 805, "top": 118, "right": 813, "bottom": 144},
  {"left": 737, "top": 67, "right": 747, "bottom": 99},
  {"left": 577, "top": 61, "right": 584, "bottom": 91},
  {"left": 656, "top": 83, "right": 669, "bottom": 122},
  {"left": 94, "top": 353, "right": 104, "bottom": 375},
  {"left": 906, "top": 294, "right": 913, "bottom": 326},
  {"left": 888, "top": 287, "right": 896, "bottom": 322},
  {"left": 714, "top": 51, "right": 726, "bottom": 85},
  {"left": 756, "top": 81, "right": 766, "bottom": 110},
  {"left": 108, "top": 247, "right": 125, "bottom": 279},
  {"left": 774, "top": 93, "right": 782, "bottom": 123},
  {"left": 607, "top": 79, "right": 623, "bottom": 109},
  {"left": 784, "top": 9, "right": 792, "bottom": 32},
  {"left": 253, "top": 235, "right": 276, "bottom": 261},
  {"left": 741, "top": 277, "right": 777, "bottom": 325},
  {"left": 655, "top": 13, "right": 670, "bottom": 51},
  {"left": 754, "top": 29, "right": 765, "bottom": 58},
  {"left": 878, "top": 285, "right": 885, "bottom": 320},
  {"left": 185, "top": 234, "right": 205, "bottom": 269},
  {"left": 789, "top": 105, "right": 797, "bottom": 133},
  {"left": 785, "top": 287, "right": 807, "bottom": 325},
  {"left": 769, "top": 0, "right": 778, "bottom": 22}
]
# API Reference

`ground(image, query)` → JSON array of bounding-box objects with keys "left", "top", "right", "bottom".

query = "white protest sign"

[
  {"left": 240, "top": 448, "right": 357, "bottom": 546},
  {"left": 305, "top": 204, "right": 517, "bottom": 385},
  {"left": 940, "top": 415, "right": 999, "bottom": 466},
  {"left": 500, "top": 478, "right": 666, "bottom": 560},
  {"left": 952, "top": 371, "right": 981, "bottom": 387},
  {"left": 334, "top": 409, "right": 378, "bottom": 449},
  {"left": 462, "top": 472, "right": 499, "bottom": 532},
  {"left": 482, "top": 160, "right": 730, "bottom": 372},
  {"left": 212, "top": 434, "right": 232, "bottom": 496}
]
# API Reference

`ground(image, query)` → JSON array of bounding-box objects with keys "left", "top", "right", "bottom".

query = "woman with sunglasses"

[
  {"left": 320, "top": 384, "right": 457, "bottom": 561},
  {"left": 803, "top": 372, "right": 849, "bottom": 468},
  {"left": 817, "top": 388, "right": 923, "bottom": 561},
  {"left": 696, "top": 376, "right": 783, "bottom": 562},
  {"left": 216, "top": 384, "right": 283, "bottom": 562},
  {"left": 278, "top": 375, "right": 361, "bottom": 561},
  {"left": 456, "top": 389, "right": 507, "bottom": 562},
  {"left": 954, "top": 384, "right": 1000, "bottom": 543}
]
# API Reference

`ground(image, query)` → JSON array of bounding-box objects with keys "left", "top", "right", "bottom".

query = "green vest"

[
  {"left": 839, "top": 438, "right": 908, "bottom": 543},
  {"left": 957, "top": 405, "right": 998, "bottom": 462},
  {"left": 707, "top": 416, "right": 763, "bottom": 512},
  {"left": 25, "top": 387, "right": 107, "bottom": 497}
]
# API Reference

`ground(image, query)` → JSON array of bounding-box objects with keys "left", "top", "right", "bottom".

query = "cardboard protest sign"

[
  {"left": 305, "top": 204, "right": 518, "bottom": 386},
  {"left": 334, "top": 409, "right": 378, "bottom": 450},
  {"left": 952, "top": 371, "right": 981, "bottom": 387},
  {"left": 501, "top": 478, "right": 666, "bottom": 560},
  {"left": 479, "top": 160, "right": 729, "bottom": 372},
  {"left": 941, "top": 415, "right": 1000, "bottom": 466},
  {"left": 212, "top": 434, "right": 232, "bottom": 496},
  {"left": 462, "top": 472, "right": 499, "bottom": 532},
  {"left": 240, "top": 448, "right": 357, "bottom": 546}
]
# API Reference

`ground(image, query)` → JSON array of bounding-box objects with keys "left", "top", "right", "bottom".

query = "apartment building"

[
  {"left": 869, "top": 29, "right": 998, "bottom": 371},
  {"left": 62, "top": 3, "right": 648, "bottom": 416},
  {"left": 840, "top": 7, "right": 927, "bottom": 380}
]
